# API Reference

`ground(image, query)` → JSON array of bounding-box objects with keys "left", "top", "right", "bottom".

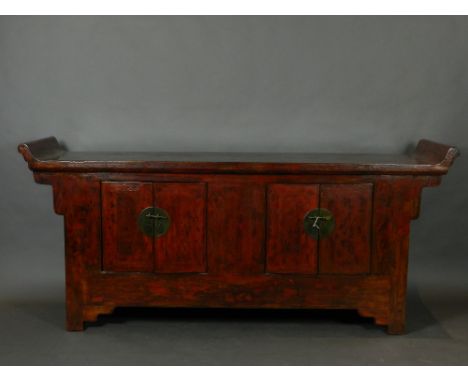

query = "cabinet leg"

[
  {"left": 66, "top": 286, "right": 85, "bottom": 331},
  {"left": 387, "top": 228, "right": 410, "bottom": 335},
  {"left": 66, "top": 317, "right": 85, "bottom": 331},
  {"left": 387, "top": 299, "right": 407, "bottom": 334},
  {"left": 66, "top": 307, "right": 85, "bottom": 331},
  {"left": 387, "top": 320, "right": 405, "bottom": 335}
]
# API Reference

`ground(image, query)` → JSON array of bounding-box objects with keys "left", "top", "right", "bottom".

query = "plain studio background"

[{"left": 0, "top": 16, "right": 467, "bottom": 365}]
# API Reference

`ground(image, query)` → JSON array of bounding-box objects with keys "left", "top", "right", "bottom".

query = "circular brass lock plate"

[
  {"left": 138, "top": 207, "right": 171, "bottom": 237},
  {"left": 304, "top": 208, "right": 335, "bottom": 239}
]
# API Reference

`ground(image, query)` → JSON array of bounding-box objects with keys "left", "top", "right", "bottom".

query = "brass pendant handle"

[
  {"left": 304, "top": 208, "right": 335, "bottom": 239},
  {"left": 138, "top": 207, "right": 171, "bottom": 237},
  {"left": 146, "top": 212, "right": 168, "bottom": 221}
]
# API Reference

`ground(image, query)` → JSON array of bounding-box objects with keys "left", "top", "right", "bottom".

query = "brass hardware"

[
  {"left": 304, "top": 208, "right": 335, "bottom": 239},
  {"left": 138, "top": 207, "right": 171, "bottom": 237}
]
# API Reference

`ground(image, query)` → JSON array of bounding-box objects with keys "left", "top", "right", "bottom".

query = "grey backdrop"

[{"left": 0, "top": 16, "right": 467, "bottom": 365}]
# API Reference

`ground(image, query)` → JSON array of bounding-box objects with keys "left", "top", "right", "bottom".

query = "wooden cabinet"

[{"left": 18, "top": 137, "right": 459, "bottom": 333}]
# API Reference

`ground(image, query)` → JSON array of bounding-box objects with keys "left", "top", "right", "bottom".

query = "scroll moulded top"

[{"left": 18, "top": 136, "right": 459, "bottom": 175}]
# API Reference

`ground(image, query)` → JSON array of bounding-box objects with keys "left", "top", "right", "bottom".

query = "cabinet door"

[
  {"left": 102, "top": 181, "right": 206, "bottom": 274},
  {"left": 154, "top": 183, "right": 206, "bottom": 273},
  {"left": 319, "top": 184, "right": 372, "bottom": 274},
  {"left": 266, "top": 183, "right": 372, "bottom": 275},
  {"left": 102, "top": 182, "right": 154, "bottom": 272},
  {"left": 266, "top": 184, "right": 319, "bottom": 274}
]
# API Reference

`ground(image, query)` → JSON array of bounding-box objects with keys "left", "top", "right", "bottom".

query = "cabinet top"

[{"left": 18, "top": 137, "right": 459, "bottom": 175}]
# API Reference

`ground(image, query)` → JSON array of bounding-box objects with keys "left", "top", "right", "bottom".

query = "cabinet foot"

[
  {"left": 66, "top": 317, "right": 85, "bottom": 331},
  {"left": 357, "top": 307, "right": 390, "bottom": 330},
  {"left": 387, "top": 321, "right": 406, "bottom": 335},
  {"left": 66, "top": 305, "right": 115, "bottom": 331}
]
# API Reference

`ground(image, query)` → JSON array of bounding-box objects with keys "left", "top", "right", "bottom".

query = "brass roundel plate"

[
  {"left": 138, "top": 206, "right": 171, "bottom": 237},
  {"left": 304, "top": 208, "right": 335, "bottom": 240}
]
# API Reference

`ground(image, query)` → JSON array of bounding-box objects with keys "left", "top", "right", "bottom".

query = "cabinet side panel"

[
  {"left": 372, "top": 178, "right": 427, "bottom": 274},
  {"left": 207, "top": 183, "right": 265, "bottom": 274},
  {"left": 154, "top": 183, "right": 206, "bottom": 273},
  {"left": 372, "top": 178, "right": 424, "bottom": 333},
  {"left": 319, "top": 184, "right": 373, "bottom": 274},
  {"left": 102, "top": 182, "right": 153, "bottom": 272},
  {"left": 53, "top": 175, "right": 101, "bottom": 330},
  {"left": 266, "top": 184, "right": 319, "bottom": 274}
]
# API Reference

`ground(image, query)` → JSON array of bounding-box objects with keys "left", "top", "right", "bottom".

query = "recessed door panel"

[
  {"left": 319, "top": 184, "right": 373, "bottom": 274},
  {"left": 207, "top": 183, "right": 265, "bottom": 274},
  {"left": 266, "top": 184, "right": 319, "bottom": 274},
  {"left": 102, "top": 182, "right": 153, "bottom": 272},
  {"left": 154, "top": 183, "right": 206, "bottom": 273}
]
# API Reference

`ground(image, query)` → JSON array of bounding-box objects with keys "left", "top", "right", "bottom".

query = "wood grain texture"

[
  {"left": 102, "top": 182, "right": 153, "bottom": 273},
  {"left": 19, "top": 137, "right": 459, "bottom": 175},
  {"left": 18, "top": 137, "right": 459, "bottom": 333},
  {"left": 319, "top": 184, "right": 373, "bottom": 275},
  {"left": 371, "top": 176, "right": 441, "bottom": 333},
  {"left": 207, "top": 183, "right": 265, "bottom": 274},
  {"left": 88, "top": 273, "right": 391, "bottom": 311},
  {"left": 414, "top": 139, "right": 460, "bottom": 168},
  {"left": 154, "top": 183, "right": 206, "bottom": 273},
  {"left": 266, "top": 184, "right": 319, "bottom": 274},
  {"left": 53, "top": 175, "right": 101, "bottom": 331}
]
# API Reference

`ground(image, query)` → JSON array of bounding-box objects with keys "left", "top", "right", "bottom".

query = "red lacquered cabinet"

[{"left": 18, "top": 137, "right": 459, "bottom": 333}]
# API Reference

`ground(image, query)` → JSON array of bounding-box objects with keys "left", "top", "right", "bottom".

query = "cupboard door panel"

[
  {"left": 207, "top": 183, "right": 265, "bottom": 274},
  {"left": 319, "top": 184, "right": 373, "bottom": 274},
  {"left": 102, "top": 182, "right": 153, "bottom": 272},
  {"left": 266, "top": 184, "right": 319, "bottom": 274},
  {"left": 154, "top": 183, "right": 206, "bottom": 273}
]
